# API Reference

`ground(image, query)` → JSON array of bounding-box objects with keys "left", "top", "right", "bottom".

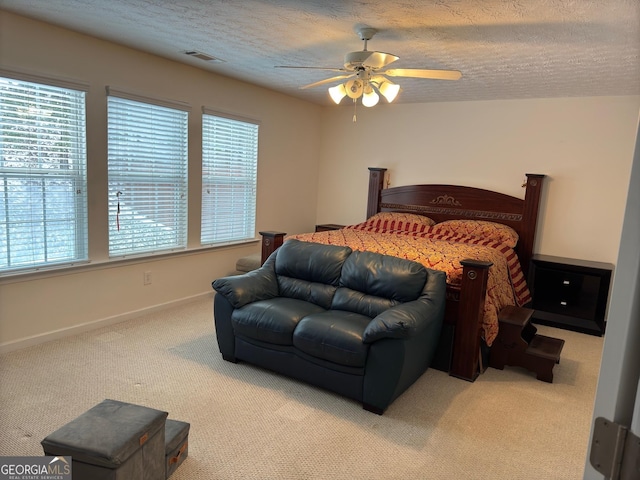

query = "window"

[
  {"left": 0, "top": 75, "right": 88, "bottom": 273},
  {"left": 201, "top": 111, "right": 258, "bottom": 245},
  {"left": 107, "top": 89, "right": 189, "bottom": 257}
]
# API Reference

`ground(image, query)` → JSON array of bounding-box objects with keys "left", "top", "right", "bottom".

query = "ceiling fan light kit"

[
  {"left": 362, "top": 86, "right": 379, "bottom": 107},
  {"left": 278, "top": 25, "right": 461, "bottom": 117},
  {"left": 328, "top": 83, "right": 347, "bottom": 104},
  {"left": 379, "top": 82, "right": 400, "bottom": 102},
  {"left": 345, "top": 78, "right": 364, "bottom": 99}
]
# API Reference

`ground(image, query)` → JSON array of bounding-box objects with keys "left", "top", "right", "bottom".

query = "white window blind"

[
  {"left": 107, "top": 93, "right": 189, "bottom": 257},
  {"left": 201, "top": 112, "right": 258, "bottom": 245},
  {"left": 0, "top": 76, "right": 88, "bottom": 273}
]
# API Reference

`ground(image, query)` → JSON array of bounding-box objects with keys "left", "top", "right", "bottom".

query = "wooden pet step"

[
  {"left": 490, "top": 305, "right": 565, "bottom": 383},
  {"left": 524, "top": 334, "right": 565, "bottom": 383},
  {"left": 527, "top": 335, "right": 564, "bottom": 363}
]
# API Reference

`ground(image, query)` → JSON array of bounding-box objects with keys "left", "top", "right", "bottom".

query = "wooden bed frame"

[{"left": 260, "top": 167, "right": 545, "bottom": 382}]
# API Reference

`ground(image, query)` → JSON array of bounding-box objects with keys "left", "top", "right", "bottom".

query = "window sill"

[{"left": 0, "top": 238, "right": 259, "bottom": 285}]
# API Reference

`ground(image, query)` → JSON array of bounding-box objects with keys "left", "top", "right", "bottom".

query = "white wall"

[
  {"left": 0, "top": 12, "right": 322, "bottom": 350},
  {"left": 317, "top": 97, "right": 640, "bottom": 264}
]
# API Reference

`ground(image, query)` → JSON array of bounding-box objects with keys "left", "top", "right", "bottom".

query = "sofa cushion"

[
  {"left": 232, "top": 298, "right": 325, "bottom": 345},
  {"left": 331, "top": 288, "right": 398, "bottom": 319},
  {"left": 293, "top": 311, "right": 371, "bottom": 367},
  {"left": 277, "top": 277, "right": 340, "bottom": 311},
  {"left": 274, "top": 240, "right": 352, "bottom": 309},
  {"left": 335, "top": 251, "right": 427, "bottom": 305}
]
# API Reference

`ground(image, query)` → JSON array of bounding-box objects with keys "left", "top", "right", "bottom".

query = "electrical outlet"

[{"left": 143, "top": 271, "right": 152, "bottom": 285}]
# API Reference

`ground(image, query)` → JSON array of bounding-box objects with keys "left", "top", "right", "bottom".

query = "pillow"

[
  {"left": 358, "top": 212, "right": 436, "bottom": 233},
  {"left": 431, "top": 220, "right": 519, "bottom": 247}
]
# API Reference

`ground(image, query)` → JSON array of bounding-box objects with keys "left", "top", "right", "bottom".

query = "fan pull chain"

[{"left": 353, "top": 98, "right": 357, "bottom": 122}]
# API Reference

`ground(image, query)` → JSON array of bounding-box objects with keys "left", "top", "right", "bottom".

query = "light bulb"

[
  {"left": 379, "top": 81, "right": 400, "bottom": 103},
  {"left": 362, "top": 89, "right": 379, "bottom": 107},
  {"left": 328, "top": 84, "right": 347, "bottom": 104}
]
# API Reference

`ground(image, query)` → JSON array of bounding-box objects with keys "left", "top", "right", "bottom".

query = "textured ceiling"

[{"left": 2, "top": 0, "right": 639, "bottom": 106}]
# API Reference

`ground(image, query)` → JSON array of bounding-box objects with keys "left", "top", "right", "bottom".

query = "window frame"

[
  {"left": 106, "top": 87, "right": 190, "bottom": 259},
  {"left": 200, "top": 108, "right": 259, "bottom": 247},
  {"left": 0, "top": 70, "right": 89, "bottom": 274}
]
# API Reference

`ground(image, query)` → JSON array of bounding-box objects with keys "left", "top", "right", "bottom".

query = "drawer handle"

[
  {"left": 560, "top": 301, "right": 567, "bottom": 306},
  {"left": 562, "top": 280, "right": 570, "bottom": 285}
]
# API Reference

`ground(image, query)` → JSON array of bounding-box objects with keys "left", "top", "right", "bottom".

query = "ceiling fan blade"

[
  {"left": 275, "top": 66, "right": 346, "bottom": 72},
  {"left": 362, "top": 51, "right": 399, "bottom": 69},
  {"left": 300, "top": 74, "right": 355, "bottom": 90},
  {"left": 382, "top": 68, "right": 462, "bottom": 80}
]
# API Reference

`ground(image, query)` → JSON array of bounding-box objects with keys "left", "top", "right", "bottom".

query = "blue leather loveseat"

[{"left": 212, "top": 239, "right": 446, "bottom": 414}]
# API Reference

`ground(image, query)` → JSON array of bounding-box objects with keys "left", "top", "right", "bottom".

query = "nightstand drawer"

[{"left": 531, "top": 266, "right": 601, "bottom": 321}]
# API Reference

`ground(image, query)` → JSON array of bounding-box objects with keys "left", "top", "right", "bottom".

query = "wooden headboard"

[{"left": 366, "top": 167, "right": 545, "bottom": 277}]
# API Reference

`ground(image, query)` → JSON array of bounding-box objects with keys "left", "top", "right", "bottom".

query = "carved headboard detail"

[{"left": 366, "top": 167, "right": 545, "bottom": 278}]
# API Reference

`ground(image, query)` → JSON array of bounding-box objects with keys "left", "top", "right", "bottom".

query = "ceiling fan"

[{"left": 276, "top": 26, "right": 462, "bottom": 110}]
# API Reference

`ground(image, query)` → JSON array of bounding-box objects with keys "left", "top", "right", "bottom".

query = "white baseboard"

[{"left": 0, "top": 292, "right": 214, "bottom": 354}]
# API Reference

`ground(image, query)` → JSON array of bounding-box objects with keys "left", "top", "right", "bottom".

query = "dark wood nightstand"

[
  {"left": 529, "top": 254, "right": 614, "bottom": 336},
  {"left": 315, "top": 224, "right": 345, "bottom": 232}
]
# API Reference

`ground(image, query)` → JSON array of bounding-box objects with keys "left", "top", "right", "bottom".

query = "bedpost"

[
  {"left": 259, "top": 231, "right": 286, "bottom": 265},
  {"left": 367, "top": 167, "right": 387, "bottom": 218},
  {"left": 450, "top": 259, "right": 493, "bottom": 382},
  {"left": 519, "top": 174, "right": 545, "bottom": 278}
]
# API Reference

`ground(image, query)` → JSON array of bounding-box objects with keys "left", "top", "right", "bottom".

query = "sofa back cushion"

[
  {"left": 332, "top": 251, "right": 428, "bottom": 318},
  {"left": 275, "top": 239, "right": 352, "bottom": 309}
]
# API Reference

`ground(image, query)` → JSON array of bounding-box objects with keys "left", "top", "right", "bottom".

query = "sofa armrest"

[
  {"left": 212, "top": 258, "right": 278, "bottom": 308},
  {"left": 362, "top": 269, "right": 446, "bottom": 343},
  {"left": 361, "top": 300, "right": 433, "bottom": 343}
]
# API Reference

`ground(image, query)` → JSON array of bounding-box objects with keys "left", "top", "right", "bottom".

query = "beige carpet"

[{"left": 0, "top": 296, "right": 603, "bottom": 479}]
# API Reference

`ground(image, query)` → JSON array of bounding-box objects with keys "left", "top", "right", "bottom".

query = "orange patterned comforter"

[{"left": 288, "top": 227, "right": 531, "bottom": 346}]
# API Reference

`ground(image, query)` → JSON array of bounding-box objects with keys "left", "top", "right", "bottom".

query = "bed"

[{"left": 259, "top": 167, "right": 545, "bottom": 382}]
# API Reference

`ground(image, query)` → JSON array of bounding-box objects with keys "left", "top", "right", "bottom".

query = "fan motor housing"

[{"left": 344, "top": 51, "right": 373, "bottom": 69}]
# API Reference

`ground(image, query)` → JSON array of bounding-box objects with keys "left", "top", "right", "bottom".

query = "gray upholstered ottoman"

[
  {"left": 41, "top": 399, "right": 168, "bottom": 480},
  {"left": 164, "top": 419, "right": 189, "bottom": 478},
  {"left": 236, "top": 252, "right": 261, "bottom": 273}
]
